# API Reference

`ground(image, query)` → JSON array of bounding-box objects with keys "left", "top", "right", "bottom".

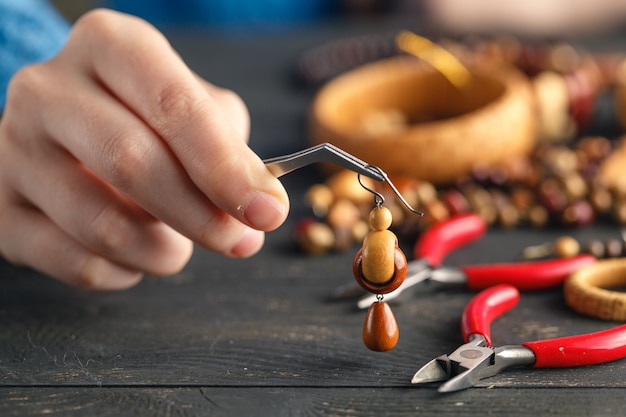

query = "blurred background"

[{"left": 49, "top": 0, "right": 626, "bottom": 36}]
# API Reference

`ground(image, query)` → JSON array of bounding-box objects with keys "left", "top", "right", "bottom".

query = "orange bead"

[{"left": 362, "top": 301, "right": 399, "bottom": 352}]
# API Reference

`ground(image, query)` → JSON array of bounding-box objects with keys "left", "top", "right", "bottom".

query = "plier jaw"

[{"left": 412, "top": 334, "right": 536, "bottom": 392}]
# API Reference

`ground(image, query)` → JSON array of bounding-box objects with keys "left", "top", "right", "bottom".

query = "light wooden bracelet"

[
  {"left": 309, "top": 56, "right": 536, "bottom": 185},
  {"left": 564, "top": 259, "right": 626, "bottom": 321}
]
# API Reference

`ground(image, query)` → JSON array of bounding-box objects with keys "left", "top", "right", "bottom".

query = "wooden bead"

[
  {"left": 589, "top": 185, "right": 612, "bottom": 214},
  {"left": 351, "top": 219, "right": 370, "bottom": 244},
  {"left": 361, "top": 230, "right": 397, "bottom": 284},
  {"left": 326, "top": 170, "right": 374, "bottom": 204},
  {"left": 605, "top": 238, "right": 624, "bottom": 258},
  {"left": 528, "top": 205, "right": 549, "bottom": 228},
  {"left": 585, "top": 239, "right": 606, "bottom": 258},
  {"left": 305, "top": 184, "right": 334, "bottom": 217},
  {"left": 362, "top": 301, "right": 399, "bottom": 352},
  {"left": 352, "top": 246, "right": 407, "bottom": 294},
  {"left": 326, "top": 198, "right": 360, "bottom": 229},
  {"left": 369, "top": 207, "right": 393, "bottom": 231},
  {"left": 561, "top": 200, "right": 595, "bottom": 227},
  {"left": 441, "top": 189, "right": 471, "bottom": 216},
  {"left": 554, "top": 236, "right": 580, "bottom": 258},
  {"left": 422, "top": 198, "right": 450, "bottom": 226},
  {"left": 294, "top": 219, "right": 335, "bottom": 255}
]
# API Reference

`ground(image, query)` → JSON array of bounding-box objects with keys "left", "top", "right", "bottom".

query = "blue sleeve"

[{"left": 0, "top": 0, "right": 70, "bottom": 111}]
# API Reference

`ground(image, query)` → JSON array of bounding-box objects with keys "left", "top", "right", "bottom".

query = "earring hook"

[
  {"left": 358, "top": 171, "right": 385, "bottom": 208},
  {"left": 358, "top": 165, "right": 424, "bottom": 216}
]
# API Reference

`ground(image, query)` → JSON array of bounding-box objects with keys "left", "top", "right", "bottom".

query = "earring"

[{"left": 352, "top": 167, "right": 420, "bottom": 351}]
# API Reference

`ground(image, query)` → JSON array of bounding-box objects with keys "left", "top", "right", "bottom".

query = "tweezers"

[{"left": 263, "top": 142, "right": 386, "bottom": 182}]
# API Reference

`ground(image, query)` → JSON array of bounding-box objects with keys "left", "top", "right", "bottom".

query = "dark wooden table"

[{"left": 2, "top": 18, "right": 626, "bottom": 417}]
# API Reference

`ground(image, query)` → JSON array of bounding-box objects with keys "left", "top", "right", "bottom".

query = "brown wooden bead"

[
  {"left": 561, "top": 200, "right": 595, "bottom": 227},
  {"left": 352, "top": 246, "right": 407, "bottom": 294},
  {"left": 294, "top": 219, "right": 335, "bottom": 255},
  {"left": 528, "top": 204, "right": 549, "bottom": 228},
  {"left": 351, "top": 219, "right": 370, "bottom": 244},
  {"left": 333, "top": 226, "right": 355, "bottom": 252},
  {"left": 326, "top": 170, "right": 374, "bottom": 204},
  {"left": 441, "top": 189, "right": 471, "bottom": 216},
  {"left": 585, "top": 239, "right": 606, "bottom": 259},
  {"left": 415, "top": 181, "right": 437, "bottom": 204},
  {"left": 510, "top": 186, "right": 533, "bottom": 212},
  {"left": 362, "top": 301, "right": 399, "bottom": 352},
  {"left": 361, "top": 230, "right": 397, "bottom": 284},
  {"left": 423, "top": 198, "right": 450, "bottom": 226},
  {"left": 554, "top": 236, "right": 580, "bottom": 258},
  {"left": 589, "top": 184, "right": 612, "bottom": 214},
  {"left": 369, "top": 206, "right": 393, "bottom": 231},
  {"left": 326, "top": 198, "right": 360, "bottom": 229},
  {"left": 605, "top": 238, "right": 624, "bottom": 258},
  {"left": 305, "top": 184, "right": 334, "bottom": 217},
  {"left": 560, "top": 173, "right": 588, "bottom": 200},
  {"left": 539, "top": 178, "right": 568, "bottom": 214}
]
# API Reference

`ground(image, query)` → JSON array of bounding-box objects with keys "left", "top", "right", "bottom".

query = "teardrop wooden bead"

[{"left": 362, "top": 301, "right": 399, "bottom": 352}]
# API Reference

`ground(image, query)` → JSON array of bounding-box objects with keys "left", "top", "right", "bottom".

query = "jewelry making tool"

[
  {"left": 263, "top": 142, "right": 385, "bottom": 182},
  {"left": 412, "top": 284, "right": 626, "bottom": 393}
]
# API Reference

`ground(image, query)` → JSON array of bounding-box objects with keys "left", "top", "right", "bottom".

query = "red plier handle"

[
  {"left": 462, "top": 254, "right": 596, "bottom": 291},
  {"left": 462, "top": 284, "right": 626, "bottom": 367},
  {"left": 413, "top": 213, "right": 487, "bottom": 267},
  {"left": 461, "top": 284, "right": 519, "bottom": 346}
]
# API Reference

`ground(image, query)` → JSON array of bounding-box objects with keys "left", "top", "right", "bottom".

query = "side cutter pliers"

[{"left": 411, "top": 284, "right": 626, "bottom": 393}]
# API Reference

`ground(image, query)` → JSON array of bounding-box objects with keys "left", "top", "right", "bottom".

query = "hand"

[{"left": 0, "top": 9, "right": 289, "bottom": 290}]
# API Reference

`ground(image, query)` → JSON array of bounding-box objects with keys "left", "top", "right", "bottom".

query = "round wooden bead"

[
  {"left": 605, "top": 238, "right": 624, "bottom": 258},
  {"left": 362, "top": 301, "right": 399, "bottom": 352},
  {"left": 584, "top": 239, "right": 606, "bottom": 258},
  {"left": 369, "top": 206, "right": 393, "bottom": 231},
  {"left": 353, "top": 246, "right": 407, "bottom": 294},
  {"left": 554, "top": 236, "right": 581, "bottom": 258}
]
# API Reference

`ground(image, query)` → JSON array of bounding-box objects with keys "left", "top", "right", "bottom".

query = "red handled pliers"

[
  {"left": 411, "top": 284, "right": 626, "bottom": 392},
  {"left": 356, "top": 213, "right": 596, "bottom": 309}
]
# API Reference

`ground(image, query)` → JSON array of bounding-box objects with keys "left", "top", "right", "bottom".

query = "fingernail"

[
  {"left": 243, "top": 192, "right": 287, "bottom": 231},
  {"left": 230, "top": 227, "right": 265, "bottom": 257}
]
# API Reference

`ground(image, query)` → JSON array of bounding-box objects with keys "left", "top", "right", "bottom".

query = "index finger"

[{"left": 66, "top": 9, "right": 289, "bottom": 232}]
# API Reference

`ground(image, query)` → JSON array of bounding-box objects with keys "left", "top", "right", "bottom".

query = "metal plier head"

[
  {"left": 263, "top": 142, "right": 422, "bottom": 215},
  {"left": 412, "top": 334, "right": 534, "bottom": 392}
]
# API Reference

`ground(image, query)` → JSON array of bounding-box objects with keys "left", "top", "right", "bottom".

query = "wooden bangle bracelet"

[
  {"left": 564, "top": 259, "right": 626, "bottom": 321},
  {"left": 309, "top": 56, "right": 536, "bottom": 185}
]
